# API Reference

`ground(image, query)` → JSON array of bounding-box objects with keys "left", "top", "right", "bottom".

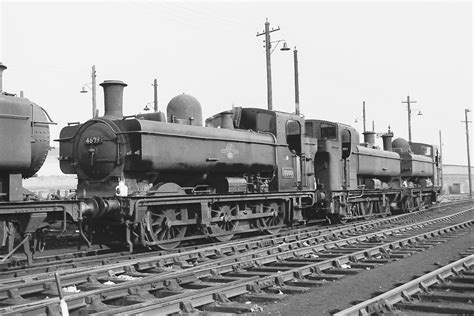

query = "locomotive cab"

[
  {"left": 392, "top": 139, "right": 437, "bottom": 188},
  {"left": 306, "top": 120, "right": 359, "bottom": 191},
  {"left": 208, "top": 107, "right": 316, "bottom": 192},
  {"left": 230, "top": 108, "right": 315, "bottom": 192},
  {"left": 307, "top": 119, "right": 405, "bottom": 221}
]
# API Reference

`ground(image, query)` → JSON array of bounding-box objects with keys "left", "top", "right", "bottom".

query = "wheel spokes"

[
  {"left": 258, "top": 202, "right": 284, "bottom": 234},
  {"left": 209, "top": 205, "right": 238, "bottom": 242},
  {"left": 145, "top": 208, "right": 187, "bottom": 250}
]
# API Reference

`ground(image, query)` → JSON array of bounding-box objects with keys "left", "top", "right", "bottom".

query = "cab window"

[
  {"left": 238, "top": 109, "right": 275, "bottom": 134},
  {"left": 341, "top": 129, "right": 351, "bottom": 159},
  {"left": 256, "top": 112, "right": 275, "bottom": 133},
  {"left": 421, "top": 145, "right": 432, "bottom": 156},
  {"left": 286, "top": 120, "right": 302, "bottom": 154},
  {"left": 320, "top": 122, "right": 337, "bottom": 140}
]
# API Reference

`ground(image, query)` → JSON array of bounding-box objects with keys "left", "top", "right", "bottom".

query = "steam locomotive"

[
  {"left": 58, "top": 81, "right": 317, "bottom": 249},
  {"left": 0, "top": 67, "right": 440, "bottom": 262}
]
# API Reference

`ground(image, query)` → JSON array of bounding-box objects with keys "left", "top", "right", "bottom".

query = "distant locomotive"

[
  {"left": 306, "top": 120, "right": 440, "bottom": 222},
  {"left": 0, "top": 63, "right": 52, "bottom": 201},
  {"left": 57, "top": 79, "right": 440, "bottom": 251},
  {"left": 0, "top": 64, "right": 82, "bottom": 265}
]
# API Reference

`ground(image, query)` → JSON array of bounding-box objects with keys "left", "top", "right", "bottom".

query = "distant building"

[
  {"left": 442, "top": 164, "right": 474, "bottom": 195},
  {"left": 23, "top": 147, "right": 77, "bottom": 191}
]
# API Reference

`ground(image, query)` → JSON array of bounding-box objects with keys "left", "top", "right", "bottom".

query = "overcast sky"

[{"left": 1, "top": 0, "right": 472, "bottom": 165}]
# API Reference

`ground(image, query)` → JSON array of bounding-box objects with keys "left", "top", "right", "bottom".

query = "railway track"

[
  {"left": 335, "top": 248, "right": 474, "bottom": 315},
  {"left": 0, "top": 207, "right": 443, "bottom": 282},
  {"left": 0, "top": 200, "right": 468, "bottom": 281},
  {"left": 0, "top": 204, "right": 472, "bottom": 315}
]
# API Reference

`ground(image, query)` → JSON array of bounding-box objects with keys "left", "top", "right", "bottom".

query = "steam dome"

[
  {"left": 167, "top": 93, "right": 203, "bottom": 126},
  {"left": 392, "top": 137, "right": 410, "bottom": 152}
]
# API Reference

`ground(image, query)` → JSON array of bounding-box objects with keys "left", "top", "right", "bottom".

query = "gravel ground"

[{"left": 262, "top": 226, "right": 474, "bottom": 315}]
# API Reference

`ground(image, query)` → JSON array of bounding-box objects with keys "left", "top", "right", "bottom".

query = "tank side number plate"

[{"left": 281, "top": 167, "right": 294, "bottom": 179}]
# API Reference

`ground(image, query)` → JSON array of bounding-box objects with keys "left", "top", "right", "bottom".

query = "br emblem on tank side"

[{"left": 221, "top": 143, "right": 240, "bottom": 159}]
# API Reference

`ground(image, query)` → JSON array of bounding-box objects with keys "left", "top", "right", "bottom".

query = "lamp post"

[
  {"left": 464, "top": 109, "right": 472, "bottom": 198},
  {"left": 402, "top": 95, "right": 422, "bottom": 142},
  {"left": 354, "top": 101, "right": 368, "bottom": 132},
  {"left": 153, "top": 78, "right": 158, "bottom": 112},
  {"left": 293, "top": 47, "right": 300, "bottom": 115},
  {"left": 256, "top": 19, "right": 290, "bottom": 111},
  {"left": 80, "top": 65, "right": 97, "bottom": 118},
  {"left": 439, "top": 130, "right": 444, "bottom": 192},
  {"left": 142, "top": 79, "right": 160, "bottom": 113}
]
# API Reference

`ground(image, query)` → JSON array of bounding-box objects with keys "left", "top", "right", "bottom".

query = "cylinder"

[
  {"left": 0, "top": 63, "right": 7, "bottom": 92},
  {"left": 100, "top": 80, "right": 127, "bottom": 119},
  {"left": 363, "top": 131, "right": 375, "bottom": 147},
  {"left": 382, "top": 132, "right": 393, "bottom": 151},
  {"left": 220, "top": 111, "right": 234, "bottom": 129}
]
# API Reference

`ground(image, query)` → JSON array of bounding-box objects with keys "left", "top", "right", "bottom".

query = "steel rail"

[
  {"left": 128, "top": 208, "right": 473, "bottom": 277},
  {"left": 95, "top": 217, "right": 474, "bottom": 315},
  {"left": 334, "top": 254, "right": 474, "bottom": 316},
  {"left": 3, "top": 203, "right": 470, "bottom": 287},
  {"left": 2, "top": 209, "right": 472, "bottom": 315},
  {"left": 0, "top": 216, "right": 393, "bottom": 280},
  {"left": 0, "top": 203, "right": 449, "bottom": 282},
  {"left": 0, "top": 210, "right": 424, "bottom": 290},
  {"left": 1, "top": 196, "right": 469, "bottom": 274}
]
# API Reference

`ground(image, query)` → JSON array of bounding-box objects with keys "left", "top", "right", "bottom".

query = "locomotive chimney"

[
  {"left": 363, "top": 131, "right": 376, "bottom": 148},
  {"left": 382, "top": 127, "right": 394, "bottom": 151},
  {"left": 100, "top": 80, "right": 127, "bottom": 119},
  {"left": 0, "top": 63, "right": 7, "bottom": 93}
]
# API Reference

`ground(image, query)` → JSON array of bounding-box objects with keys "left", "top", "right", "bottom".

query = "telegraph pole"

[
  {"left": 463, "top": 109, "right": 472, "bottom": 198},
  {"left": 91, "top": 65, "right": 97, "bottom": 118},
  {"left": 293, "top": 48, "right": 300, "bottom": 115},
  {"left": 256, "top": 19, "right": 281, "bottom": 111},
  {"left": 402, "top": 95, "right": 417, "bottom": 142},
  {"left": 153, "top": 79, "right": 158, "bottom": 112}
]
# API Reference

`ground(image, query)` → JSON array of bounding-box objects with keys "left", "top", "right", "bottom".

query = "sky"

[{"left": 0, "top": 0, "right": 472, "bottom": 165}]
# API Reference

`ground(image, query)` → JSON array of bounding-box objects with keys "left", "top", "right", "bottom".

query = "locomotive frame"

[{"left": 84, "top": 191, "right": 315, "bottom": 251}]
